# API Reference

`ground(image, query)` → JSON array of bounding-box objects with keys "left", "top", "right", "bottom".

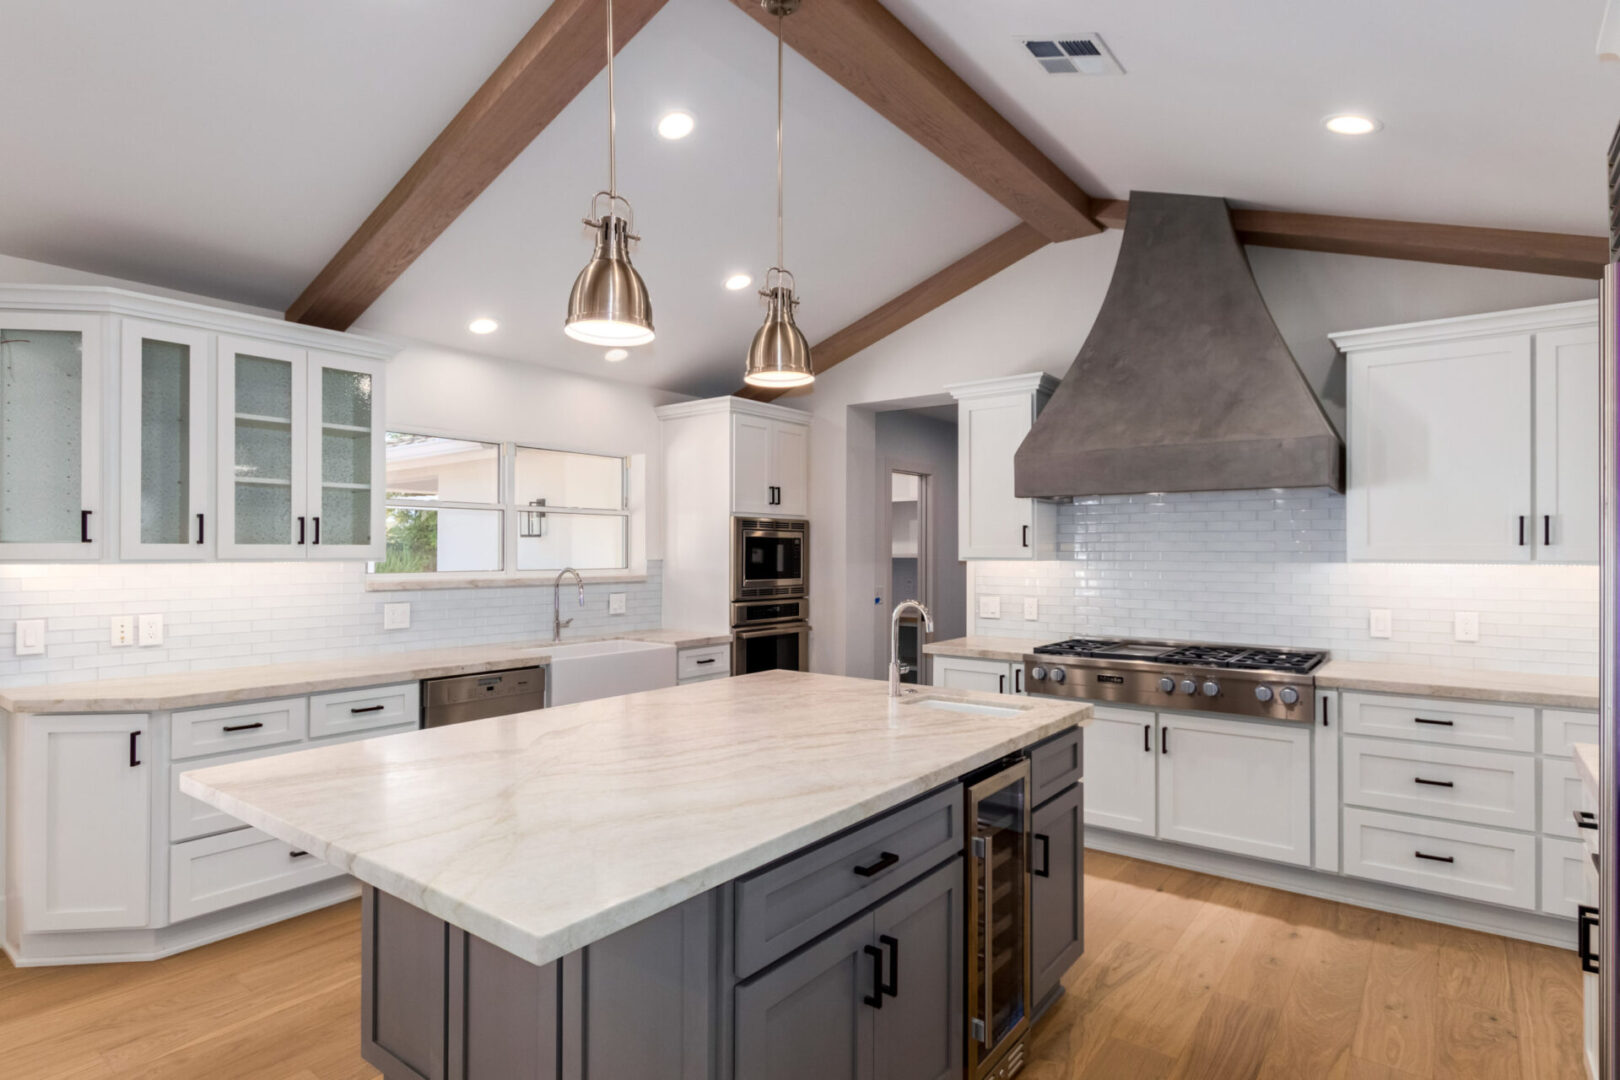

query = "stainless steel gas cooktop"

[{"left": 1023, "top": 637, "right": 1327, "bottom": 722}]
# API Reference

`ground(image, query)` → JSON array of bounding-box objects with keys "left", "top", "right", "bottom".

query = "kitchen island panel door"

[
  {"left": 363, "top": 887, "right": 448, "bottom": 1080},
  {"left": 453, "top": 933, "right": 560, "bottom": 1080},
  {"left": 1031, "top": 782, "right": 1085, "bottom": 1013},
  {"left": 871, "top": 859, "right": 963, "bottom": 1080},
  {"left": 735, "top": 912, "right": 876, "bottom": 1080}
]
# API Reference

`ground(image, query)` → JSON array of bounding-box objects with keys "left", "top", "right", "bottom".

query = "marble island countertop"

[
  {"left": 1575, "top": 742, "right": 1600, "bottom": 804},
  {"left": 0, "top": 628, "right": 731, "bottom": 714},
  {"left": 180, "top": 670, "right": 1089, "bottom": 968}
]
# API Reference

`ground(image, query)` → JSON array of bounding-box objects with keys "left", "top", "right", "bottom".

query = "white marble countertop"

[
  {"left": 181, "top": 670, "right": 1089, "bottom": 967},
  {"left": 921, "top": 635, "right": 1046, "bottom": 662},
  {"left": 0, "top": 628, "right": 731, "bottom": 714},
  {"left": 1575, "top": 742, "right": 1601, "bottom": 804},
  {"left": 1314, "top": 660, "right": 1598, "bottom": 710}
]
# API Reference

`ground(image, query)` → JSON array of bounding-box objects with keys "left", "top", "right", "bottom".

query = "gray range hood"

[{"left": 1013, "top": 192, "right": 1343, "bottom": 498}]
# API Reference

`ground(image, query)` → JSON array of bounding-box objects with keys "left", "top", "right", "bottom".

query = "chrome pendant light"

[
  {"left": 744, "top": 0, "right": 814, "bottom": 389},
  {"left": 565, "top": 0, "right": 655, "bottom": 347}
]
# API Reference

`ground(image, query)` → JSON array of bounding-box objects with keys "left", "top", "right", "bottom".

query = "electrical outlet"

[
  {"left": 979, "top": 596, "right": 1001, "bottom": 619},
  {"left": 1369, "top": 609, "right": 1392, "bottom": 639},
  {"left": 1023, "top": 597, "right": 1039, "bottom": 621},
  {"left": 14, "top": 619, "right": 44, "bottom": 656},
  {"left": 1455, "top": 611, "right": 1480, "bottom": 643},
  {"left": 111, "top": 615, "right": 134, "bottom": 647},
  {"left": 138, "top": 613, "right": 163, "bottom": 647},
  {"left": 609, "top": 593, "right": 627, "bottom": 615},
  {"left": 383, "top": 603, "right": 411, "bottom": 630}
]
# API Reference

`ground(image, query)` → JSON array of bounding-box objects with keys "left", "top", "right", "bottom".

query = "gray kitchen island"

[{"left": 181, "top": 670, "right": 1089, "bottom": 1080}]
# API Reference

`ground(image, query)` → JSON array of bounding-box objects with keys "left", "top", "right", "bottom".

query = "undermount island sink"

[
  {"left": 536, "top": 639, "right": 678, "bottom": 707},
  {"left": 903, "top": 697, "right": 1024, "bottom": 719}
]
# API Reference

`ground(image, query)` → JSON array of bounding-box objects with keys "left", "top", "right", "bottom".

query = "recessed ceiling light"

[
  {"left": 1324, "top": 114, "right": 1380, "bottom": 135},
  {"left": 657, "top": 111, "right": 695, "bottom": 140},
  {"left": 603, "top": 348, "right": 629, "bottom": 362},
  {"left": 468, "top": 317, "right": 499, "bottom": 334},
  {"left": 724, "top": 273, "right": 753, "bottom": 291}
]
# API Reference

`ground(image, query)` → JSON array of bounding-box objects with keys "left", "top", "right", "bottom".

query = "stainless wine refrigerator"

[{"left": 965, "top": 758, "right": 1033, "bottom": 1080}]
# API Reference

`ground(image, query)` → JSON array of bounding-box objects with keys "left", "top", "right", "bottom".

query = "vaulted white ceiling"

[{"left": 2, "top": 0, "right": 1616, "bottom": 398}]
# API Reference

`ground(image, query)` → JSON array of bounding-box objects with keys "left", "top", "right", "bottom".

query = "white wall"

[{"left": 788, "top": 233, "right": 1599, "bottom": 675}]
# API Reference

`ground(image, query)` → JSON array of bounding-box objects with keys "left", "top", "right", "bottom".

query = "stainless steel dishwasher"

[{"left": 420, "top": 666, "right": 546, "bottom": 727}]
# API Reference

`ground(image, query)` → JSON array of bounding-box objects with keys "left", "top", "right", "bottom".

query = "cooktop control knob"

[
  {"left": 1201, "top": 680, "right": 1220, "bottom": 697},
  {"left": 1180, "top": 679, "right": 1197, "bottom": 695},
  {"left": 1278, "top": 686, "right": 1300, "bottom": 706},
  {"left": 1158, "top": 676, "right": 1176, "bottom": 693},
  {"left": 1030, "top": 666, "right": 1047, "bottom": 682},
  {"left": 1254, "top": 685, "right": 1274, "bottom": 702},
  {"left": 1049, "top": 667, "right": 1066, "bottom": 684}
]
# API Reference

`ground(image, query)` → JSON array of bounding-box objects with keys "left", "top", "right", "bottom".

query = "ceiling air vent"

[{"left": 1021, "top": 34, "right": 1123, "bottom": 76}]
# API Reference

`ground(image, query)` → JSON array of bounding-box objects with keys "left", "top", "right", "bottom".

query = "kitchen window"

[{"left": 372, "top": 433, "right": 632, "bottom": 580}]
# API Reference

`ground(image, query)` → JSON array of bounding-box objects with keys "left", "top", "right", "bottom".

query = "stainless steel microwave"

[{"left": 732, "top": 517, "right": 808, "bottom": 600}]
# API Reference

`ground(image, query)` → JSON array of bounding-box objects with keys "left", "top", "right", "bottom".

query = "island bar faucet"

[
  {"left": 553, "top": 568, "right": 584, "bottom": 642},
  {"left": 889, "top": 599, "right": 935, "bottom": 698}
]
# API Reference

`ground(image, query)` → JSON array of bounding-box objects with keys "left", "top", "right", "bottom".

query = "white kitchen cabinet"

[
  {"left": 930, "top": 655, "right": 1016, "bottom": 695},
  {"left": 1082, "top": 705, "right": 1157, "bottom": 837},
  {"left": 1157, "top": 713, "right": 1313, "bottom": 866},
  {"left": 946, "top": 373, "right": 1060, "bottom": 560},
  {"left": 732, "top": 410, "right": 809, "bottom": 516},
  {"left": 119, "top": 320, "right": 213, "bottom": 559},
  {"left": 306, "top": 351, "right": 385, "bottom": 557},
  {"left": 1333, "top": 300, "right": 1599, "bottom": 563},
  {"left": 11, "top": 714, "right": 151, "bottom": 931},
  {"left": 0, "top": 311, "right": 106, "bottom": 560}
]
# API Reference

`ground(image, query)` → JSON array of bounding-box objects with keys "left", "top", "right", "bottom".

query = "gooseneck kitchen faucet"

[
  {"left": 552, "top": 568, "right": 584, "bottom": 642},
  {"left": 888, "top": 599, "right": 934, "bottom": 698}
]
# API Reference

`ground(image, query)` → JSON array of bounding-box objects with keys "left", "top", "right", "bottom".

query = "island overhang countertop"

[{"left": 181, "top": 670, "right": 1089, "bottom": 968}]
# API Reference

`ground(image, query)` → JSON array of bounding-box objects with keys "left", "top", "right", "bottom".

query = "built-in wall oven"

[{"left": 733, "top": 517, "right": 807, "bottom": 600}]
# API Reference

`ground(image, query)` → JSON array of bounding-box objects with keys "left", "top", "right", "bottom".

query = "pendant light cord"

[
  {"left": 607, "top": 0, "right": 617, "bottom": 200},
  {"left": 775, "top": 10, "right": 784, "bottom": 273}
]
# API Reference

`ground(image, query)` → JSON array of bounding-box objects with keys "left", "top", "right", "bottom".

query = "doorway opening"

[{"left": 889, "top": 468, "right": 928, "bottom": 685}]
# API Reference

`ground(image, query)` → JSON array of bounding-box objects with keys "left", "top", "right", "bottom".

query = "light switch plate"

[
  {"left": 111, "top": 615, "right": 134, "bottom": 647},
  {"left": 609, "top": 593, "right": 627, "bottom": 615},
  {"left": 1369, "top": 609, "right": 1392, "bottom": 639},
  {"left": 1023, "top": 597, "right": 1039, "bottom": 621},
  {"left": 979, "top": 596, "right": 1001, "bottom": 619},
  {"left": 15, "top": 619, "right": 44, "bottom": 656},
  {"left": 138, "top": 613, "right": 163, "bottom": 647},
  {"left": 1455, "top": 611, "right": 1480, "bottom": 643},
  {"left": 383, "top": 603, "right": 411, "bottom": 630}
]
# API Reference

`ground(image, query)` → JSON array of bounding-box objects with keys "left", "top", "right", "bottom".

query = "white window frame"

[{"left": 369, "top": 428, "right": 645, "bottom": 589}]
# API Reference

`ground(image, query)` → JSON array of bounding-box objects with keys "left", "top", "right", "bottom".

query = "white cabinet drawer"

[
  {"left": 1341, "top": 736, "right": 1535, "bottom": 830},
  {"left": 171, "top": 697, "right": 307, "bottom": 760},
  {"left": 677, "top": 645, "right": 730, "bottom": 681},
  {"left": 1541, "top": 757, "right": 1593, "bottom": 840},
  {"left": 931, "top": 656, "right": 1014, "bottom": 695},
  {"left": 169, "top": 826, "right": 343, "bottom": 923},
  {"left": 1342, "top": 807, "right": 1536, "bottom": 910},
  {"left": 1543, "top": 709, "right": 1600, "bottom": 757},
  {"left": 1541, "top": 836, "right": 1594, "bottom": 919},
  {"left": 309, "top": 682, "right": 418, "bottom": 739},
  {"left": 1340, "top": 692, "right": 1534, "bottom": 753}
]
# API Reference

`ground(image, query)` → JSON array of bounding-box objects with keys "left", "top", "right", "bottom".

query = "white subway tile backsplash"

[
  {"left": 0, "top": 561, "right": 663, "bottom": 687},
  {"left": 970, "top": 490, "right": 1597, "bottom": 676}
]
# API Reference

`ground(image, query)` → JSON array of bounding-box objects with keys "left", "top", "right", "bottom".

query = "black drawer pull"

[
  {"left": 1143, "top": 723, "right": 1151, "bottom": 752},
  {"left": 313, "top": 516, "right": 321, "bottom": 545},
  {"left": 197, "top": 513, "right": 205, "bottom": 544},
  {"left": 349, "top": 704, "right": 386, "bottom": 714},
  {"left": 1575, "top": 810, "right": 1599, "bottom": 831},
  {"left": 863, "top": 944, "right": 884, "bottom": 1008},
  {"left": 854, "top": 851, "right": 900, "bottom": 878},
  {"left": 289, "top": 850, "right": 310, "bottom": 859},
  {"left": 222, "top": 722, "right": 264, "bottom": 733},
  {"left": 81, "top": 509, "right": 92, "bottom": 543},
  {"left": 1161, "top": 726, "right": 1169, "bottom": 754},
  {"left": 1413, "top": 777, "right": 1455, "bottom": 788},
  {"left": 1579, "top": 904, "right": 1601, "bottom": 975},
  {"left": 297, "top": 516, "right": 306, "bottom": 545},
  {"left": 1518, "top": 514, "right": 1526, "bottom": 546},
  {"left": 1413, "top": 717, "right": 1454, "bottom": 727},
  {"left": 129, "top": 730, "right": 142, "bottom": 767},
  {"left": 1544, "top": 514, "right": 1552, "bottom": 546},
  {"left": 1033, "top": 834, "right": 1051, "bottom": 878},
  {"left": 1414, "top": 850, "right": 1455, "bottom": 864},
  {"left": 695, "top": 658, "right": 717, "bottom": 665},
  {"left": 877, "top": 934, "right": 899, "bottom": 998}
]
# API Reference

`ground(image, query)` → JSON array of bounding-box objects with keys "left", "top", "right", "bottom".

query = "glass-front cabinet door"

[
  {"left": 307, "top": 352, "right": 383, "bottom": 559},
  {"left": 216, "top": 336, "right": 308, "bottom": 559},
  {"left": 0, "top": 313, "right": 104, "bottom": 559},
  {"left": 119, "top": 321, "right": 211, "bottom": 559}
]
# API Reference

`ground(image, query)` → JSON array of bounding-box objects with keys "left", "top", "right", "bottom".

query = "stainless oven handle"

[{"left": 733, "top": 623, "right": 810, "bottom": 640}]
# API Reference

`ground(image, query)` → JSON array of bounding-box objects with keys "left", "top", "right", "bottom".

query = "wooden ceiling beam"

[
  {"left": 286, "top": 0, "right": 672, "bottom": 330},
  {"left": 1093, "top": 199, "right": 1608, "bottom": 279},
  {"left": 727, "top": 0, "right": 1100, "bottom": 243},
  {"left": 737, "top": 222, "right": 1049, "bottom": 401}
]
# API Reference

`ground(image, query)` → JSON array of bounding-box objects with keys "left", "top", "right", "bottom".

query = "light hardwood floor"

[{"left": 0, "top": 852, "right": 1588, "bottom": 1079}]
